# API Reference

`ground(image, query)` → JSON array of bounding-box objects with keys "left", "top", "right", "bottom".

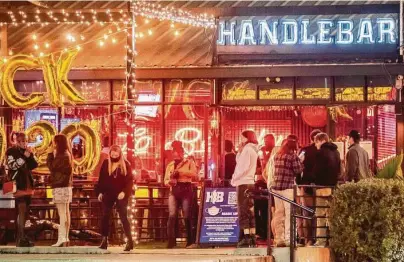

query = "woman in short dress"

[{"left": 47, "top": 134, "right": 73, "bottom": 247}]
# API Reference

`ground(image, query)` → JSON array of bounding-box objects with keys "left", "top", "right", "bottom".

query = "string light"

[{"left": 132, "top": 1, "right": 215, "bottom": 28}]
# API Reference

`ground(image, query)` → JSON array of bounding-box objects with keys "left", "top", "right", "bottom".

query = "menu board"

[
  {"left": 199, "top": 187, "right": 239, "bottom": 245},
  {"left": 222, "top": 80, "right": 256, "bottom": 100}
]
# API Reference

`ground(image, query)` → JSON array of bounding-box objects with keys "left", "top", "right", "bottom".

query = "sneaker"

[
  {"left": 313, "top": 241, "right": 327, "bottom": 247},
  {"left": 275, "top": 241, "right": 286, "bottom": 248}
]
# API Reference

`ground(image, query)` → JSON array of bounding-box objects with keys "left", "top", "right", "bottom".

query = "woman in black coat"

[{"left": 97, "top": 145, "right": 133, "bottom": 251}]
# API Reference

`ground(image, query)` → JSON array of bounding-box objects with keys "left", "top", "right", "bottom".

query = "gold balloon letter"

[
  {"left": 0, "top": 55, "right": 45, "bottom": 108},
  {"left": 40, "top": 55, "right": 62, "bottom": 107},
  {"left": 57, "top": 50, "right": 85, "bottom": 104},
  {"left": 0, "top": 125, "right": 6, "bottom": 164},
  {"left": 25, "top": 120, "right": 57, "bottom": 174},
  {"left": 61, "top": 122, "right": 101, "bottom": 174}
]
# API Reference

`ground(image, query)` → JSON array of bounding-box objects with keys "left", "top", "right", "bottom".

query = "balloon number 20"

[{"left": 19, "top": 121, "right": 100, "bottom": 174}]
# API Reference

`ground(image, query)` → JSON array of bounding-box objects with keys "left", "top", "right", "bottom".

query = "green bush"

[
  {"left": 376, "top": 154, "right": 403, "bottom": 180},
  {"left": 329, "top": 179, "right": 404, "bottom": 262}
]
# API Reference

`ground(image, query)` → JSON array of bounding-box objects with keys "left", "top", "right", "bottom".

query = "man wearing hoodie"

[
  {"left": 231, "top": 130, "right": 259, "bottom": 248},
  {"left": 312, "top": 133, "right": 341, "bottom": 246}
]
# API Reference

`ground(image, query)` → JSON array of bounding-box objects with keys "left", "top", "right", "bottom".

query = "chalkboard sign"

[{"left": 199, "top": 187, "right": 239, "bottom": 245}]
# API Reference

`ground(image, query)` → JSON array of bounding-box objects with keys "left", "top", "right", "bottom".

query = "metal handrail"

[{"left": 245, "top": 188, "right": 315, "bottom": 258}]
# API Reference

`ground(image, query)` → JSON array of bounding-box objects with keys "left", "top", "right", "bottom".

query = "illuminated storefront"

[{"left": 1, "top": 2, "right": 403, "bottom": 245}]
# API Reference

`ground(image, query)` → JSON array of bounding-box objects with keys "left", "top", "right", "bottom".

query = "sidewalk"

[{"left": 0, "top": 246, "right": 273, "bottom": 262}]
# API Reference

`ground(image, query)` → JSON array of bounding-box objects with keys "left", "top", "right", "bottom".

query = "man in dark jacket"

[
  {"left": 223, "top": 140, "right": 236, "bottom": 187},
  {"left": 6, "top": 132, "right": 38, "bottom": 247},
  {"left": 313, "top": 132, "right": 340, "bottom": 247},
  {"left": 296, "top": 129, "right": 321, "bottom": 246},
  {"left": 346, "top": 130, "right": 372, "bottom": 182}
]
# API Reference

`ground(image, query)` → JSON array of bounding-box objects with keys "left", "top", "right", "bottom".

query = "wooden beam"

[
  {"left": 192, "top": 4, "right": 400, "bottom": 17},
  {"left": 14, "top": 68, "right": 126, "bottom": 81},
  {"left": 12, "top": 63, "right": 404, "bottom": 81},
  {"left": 135, "top": 64, "right": 404, "bottom": 79}
]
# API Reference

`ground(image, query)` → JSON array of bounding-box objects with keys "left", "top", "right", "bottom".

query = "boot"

[
  {"left": 124, "top": 238, "right": 134, "bottom": 251},
  {"left": 17, "top": 238, "right": 34, "bottom": 247},
  {"left": 237, "top": 235, "right": 251, "bottom": 248},
  {"left": 185, "top": 220, "right": 194, "bottom": 248},
  {"left": 250, "top": 234, "right": 257, "bottom": 247},
  {"left": 99, "top": 236, "right": 108, "bottom": 250},
  {"left": 167, "top": 217, "right": 176, "bottom": 249}
]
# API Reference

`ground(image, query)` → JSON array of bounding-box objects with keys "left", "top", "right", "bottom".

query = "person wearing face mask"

[
  {"left": 164, "top": 140, "right": 197, "bottom": 249},
  {"left": 6, "top": 132, "right": 38, "bottom": 247},
  {"left": 231, "top": 130, "right": 259, "bottom": 248},
  {"left": 96, "top": 145, "right": 133, "bottom": 251}
]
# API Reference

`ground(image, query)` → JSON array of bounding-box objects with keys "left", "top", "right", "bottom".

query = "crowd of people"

[
  {"left": 3, "top": 127, "right": 371, "bottom": 250},
  {"left": 224, "top": 129, "right": 372, "bottom": 248}
]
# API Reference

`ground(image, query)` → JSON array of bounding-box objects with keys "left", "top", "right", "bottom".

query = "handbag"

[{"left": 2, "top": 171, "right": 17, "bottom": 195}]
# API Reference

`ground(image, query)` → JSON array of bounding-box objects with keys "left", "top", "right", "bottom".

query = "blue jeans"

[{"left": 167, "top": 183, "right": 193, "bottom": 246}]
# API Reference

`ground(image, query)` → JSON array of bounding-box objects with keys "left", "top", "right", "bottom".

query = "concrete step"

[
  {"left": 0, "top": 246, "right": 274, "bottom": 262},
  {"left": 0, "top": 246, "right": 329, "bottom": 262}
]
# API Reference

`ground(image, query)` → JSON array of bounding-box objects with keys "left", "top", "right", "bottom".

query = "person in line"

[
  {"left": 97, "top": 145, "right": 133, "bottom": 251},
  {"left": 296, "top": 129, "right": 321, "bottom": 246},
  {"left": 255, "top": 134, "right": 275, "bottom": 241},
  {"left": 272, "top": 134, "right": 303, "bottom": 247},
  {"left": 6, "top": 132, "right": 38, "bottom": 247},
  {"left": 224, "top": 140, "right": 237, "bottom": 187},
  {"left": 164, "top": 141, "right": 197, "bottom": 248},
  {"left": 231, "top": 130, "right": 259, "bottom": 248},
  {"left": 312, "top": 132, "right": 341, "bottom": 247},
  {"left": 47, "top": 134, "right": 73, "bottom": 247},
  {"left": 346, "top": 130, "right": 372, "bottom": 182}
]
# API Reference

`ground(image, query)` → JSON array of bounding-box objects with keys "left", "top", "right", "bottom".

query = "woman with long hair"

[
  {"left": 96, "top": 145, "right": 133, "bottom": 251},
  {"left": 47, "top": 134, "right": 73, "bottom": 247},
  {"left": 272, "top": 134, "right": 303, "bottom": 247},
  {"left": 231, "top": 130, "right": 259, "bottom": 248}
]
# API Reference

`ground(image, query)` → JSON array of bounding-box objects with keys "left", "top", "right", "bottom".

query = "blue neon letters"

[{"left": 217, "top": 18, "right": 397, "bottom": 46}]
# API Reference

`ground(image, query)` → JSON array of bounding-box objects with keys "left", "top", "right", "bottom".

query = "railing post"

[
  {"left": 290, "top": 186, "right": 296, "bottom": 262},
  {"left": 267, "top": 192, "right": 272, "bottom": 256}
]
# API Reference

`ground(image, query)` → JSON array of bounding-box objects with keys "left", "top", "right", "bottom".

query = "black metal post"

[{"left": 267, "top": 193, "right": 272, "bottom": 256}]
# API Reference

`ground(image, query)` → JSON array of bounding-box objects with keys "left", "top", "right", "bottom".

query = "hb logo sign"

[{"left": 206, "top": 190, "right": 224, "bottom": 204}]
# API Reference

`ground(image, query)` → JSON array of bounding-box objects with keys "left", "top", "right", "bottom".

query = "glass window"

[
  {"left": 72, "top": 81, "right": 110, "bottom": 102},
  {"left": 258, "top": 77, "right": 293, "bottom": 100},
  {"left": 113, "top": 80, "right": 127, "bottom": 102},
  {"left": 368, "top": 76, "right": 397, "bottom": 101},
  {"left": 335, "top": 76, "right": 364, "bottom": 102},
  {"left": 296, "top": 77, "right": 331, "bottom": 100},
  {"left": 164, "top": 105, "right": 207, "bottom": 180},
  {"left": 15, "top": 81, "right": 49, "bottom": 102},
  {"left": 166, "top": 79, "right": 211, "bottom": 103},
  {"left": 222, "top": 80, "right": 256, "bottom": 101}
]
